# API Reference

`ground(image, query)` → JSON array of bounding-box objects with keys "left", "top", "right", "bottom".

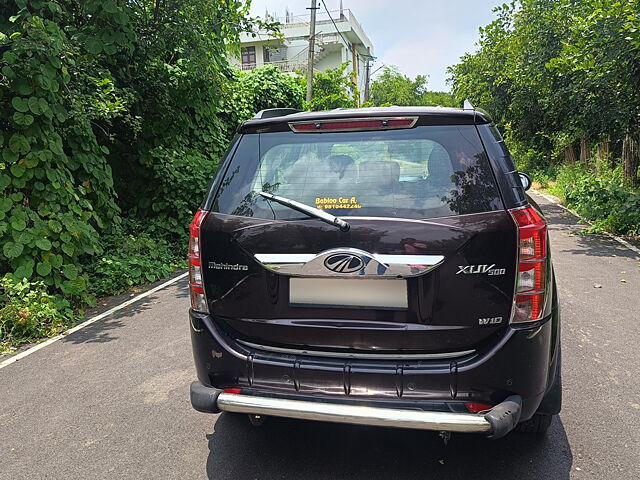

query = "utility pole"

[
  {"left": 306, "top": 0, "right": 318, "bottom": 103},
  {"left": 364, "top": 57, "right": 371, "bottom": 103}
]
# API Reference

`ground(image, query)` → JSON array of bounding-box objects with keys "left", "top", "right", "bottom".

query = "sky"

[{"left": 249, "top": 0, "right": 503, "bottom": 91}]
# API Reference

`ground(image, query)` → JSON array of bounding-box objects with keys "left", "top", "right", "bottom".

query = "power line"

[
  {"left": 319, "top": 0, "right": 353, "bottom": 54},
  {"left": 319, "top": 0, "right": 377, "bottom": 102}
]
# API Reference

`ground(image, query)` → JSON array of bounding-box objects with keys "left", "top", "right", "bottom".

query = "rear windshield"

[{"left": 212, "top": 125, "right": 502, "bottom": 220}]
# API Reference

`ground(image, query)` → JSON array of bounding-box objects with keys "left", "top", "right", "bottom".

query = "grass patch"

[{"left": 0, "top": 276, "right": 75, "bottom": 355}]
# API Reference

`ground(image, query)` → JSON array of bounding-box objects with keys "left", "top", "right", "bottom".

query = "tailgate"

[{"left": 200, "top": 210, "right": 517, "bottom": 354}]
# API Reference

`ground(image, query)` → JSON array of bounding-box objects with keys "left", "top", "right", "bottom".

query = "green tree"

[
  {"left": 448, "top": 0, "right": 640, "bottom": 184},
  {"left": 305, "top": 63, "right": 357, "bottom": 111},
  {"left": 547, "top": 0, "right": 640, "bottom": 185},
  {"left": 222, "top": 64, "right": 305, "bottom": 124},
  {"left": 370, "top": 66, "right": 456, "bottom": 107}
]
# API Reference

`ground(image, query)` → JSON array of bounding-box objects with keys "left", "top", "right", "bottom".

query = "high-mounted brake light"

[
  {"left": 189, "top": 209, "right": 209, "bottom": 312},
  {"left": 289, "top": 117, "right": 418, "bottom": 133},
  {"left": 509, "top": 206, "right": 548, "bottom": 323}
]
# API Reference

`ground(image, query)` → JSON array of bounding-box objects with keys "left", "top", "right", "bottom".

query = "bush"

[
  {"left": 1, "top": 4, "right": 123, "bottom": 303},
  {"left": 0, "top": 275, "right": 74, "bottom": 353},
  {"left": 221, "top": 64, "right": 304, "bottom": 124},
  {"left": 83, "top": 226, "right": 186, "bottom": 298},
  {"left": 551, "top": 164, "right": 640, "bottom": 235}
]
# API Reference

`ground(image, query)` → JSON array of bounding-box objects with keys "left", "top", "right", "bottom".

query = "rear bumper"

[
  {"left": 190, "top": 381, "right": 523, "bottom": 437},
  {"left": 189, "top": 310, "right": 557, "bottom": 428}
]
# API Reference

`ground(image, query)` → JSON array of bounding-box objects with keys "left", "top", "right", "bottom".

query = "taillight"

[
  {"left": 189, "top": 209, "right": 208, "bottom": 312},
  {"left": 509, "top": 206, "right": 548, "bottom": 323}
]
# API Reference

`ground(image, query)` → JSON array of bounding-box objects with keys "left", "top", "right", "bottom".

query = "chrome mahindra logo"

[{"left": 323, "top": 253, "right": 365, "bottom": 273}]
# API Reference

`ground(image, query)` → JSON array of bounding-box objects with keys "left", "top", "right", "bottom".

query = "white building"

[{"left": 233, "top": 5, "right": 374, "bottom": 103}]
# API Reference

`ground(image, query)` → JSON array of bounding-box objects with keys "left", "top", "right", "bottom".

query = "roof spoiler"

[
  {"left": 253, "top": 108, "right": 304, "bottom": 120},
  {"left": 462, "top": 99, "right": 493, "bottom": 124}
]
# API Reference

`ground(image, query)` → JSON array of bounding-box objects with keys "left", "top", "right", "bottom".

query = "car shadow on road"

[
  {"left": 560, "top": 235, "right": 640, "bottom": 260},
  {"left": 205, "top": 413, "right": 572, "bottom": 480},
  {"left": 60, "top": 273, "right": 190, "bottom": 346},
  {"left": 542, "top": 202, "right": 639, "bottom": 260},
  {"left": 62, "top": 295, "right": 158, "bottom": 345}
]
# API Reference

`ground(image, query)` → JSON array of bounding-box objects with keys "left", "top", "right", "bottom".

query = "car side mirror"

[{"left": 518, "top": 172, "right": 532, "bottom": 191}]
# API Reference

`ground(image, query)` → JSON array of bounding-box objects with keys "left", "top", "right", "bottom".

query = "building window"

[
  {"left": 241, "top": 46, "right": 256, "bottom": 69},
  {"left": 263, "top": 47, "right": 271, "bottom": 63}
]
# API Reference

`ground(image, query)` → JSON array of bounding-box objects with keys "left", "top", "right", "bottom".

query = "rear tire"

[{"left": 516, "top": 413, "right": 553, "bottom": 433}]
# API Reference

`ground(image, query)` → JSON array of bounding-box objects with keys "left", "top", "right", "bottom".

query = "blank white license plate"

[{"left": 289, "top": 278, "right": 408, "bottom": 309}]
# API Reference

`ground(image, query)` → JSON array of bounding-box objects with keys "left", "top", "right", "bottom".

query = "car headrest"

[
  {"left": 328, "top": 154, "right": 355, "bottom": 179},
  {"left": 359, "top": 161, "right": 400, "bottom": 188},
  {"left": 426, "top": 148, "right": 455, "bottom": 186}
]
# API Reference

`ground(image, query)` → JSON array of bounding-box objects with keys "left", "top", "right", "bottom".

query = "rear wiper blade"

[{"left": 258, "top": 192, "right": 350, "bottom": 232}]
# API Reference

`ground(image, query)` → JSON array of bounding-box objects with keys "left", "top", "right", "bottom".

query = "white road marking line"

[
  {"left": 532, "top": 190, "right": 640, "bottom": 257},
  {"left": 0, "top": 271, "right": 189, "bottom": 370}
]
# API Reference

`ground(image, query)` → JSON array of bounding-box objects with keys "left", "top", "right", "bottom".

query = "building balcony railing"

[
  {"left": 263, "top": 9, "right": 372, "bottom": 52},
  {"left": 240, "top": 60, "right": 310, "bottom": 73},
  {"left": 272, "top": 9, "right": 351, "bottom": 29}
]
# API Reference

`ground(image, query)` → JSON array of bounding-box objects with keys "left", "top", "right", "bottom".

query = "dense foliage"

[
  {"left": 448, "top": 0, "right": 640, "bottom": 233},
  {"left": 82, "top": 223, "right": 186, "bottom": 297},
  {"left": 0, "top": 0, "right": 309, "bottom": 351},
  {"left": 0, "top": 1, "right": 279, "bottom": 289},
  {"left": 223, "top": 64, "right": 304, "bottom": 123},
  {"left": 370, "top": 66, "right": 456, "bottom": 107},
  {"left": 304, "top": 63, "right": 359, "bottom": 111}
]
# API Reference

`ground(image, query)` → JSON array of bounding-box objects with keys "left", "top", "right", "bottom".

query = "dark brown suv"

[{"left": 188, "top": 106, "right": 561, "bottom": 439}]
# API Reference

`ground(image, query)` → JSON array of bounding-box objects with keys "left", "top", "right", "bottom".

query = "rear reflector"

[
  {"left": 189, "top": 209, "right": 209, "bottom": 313},
  {"left": 509, "top": 205, "right": 548, "bottom": 323},
  {"left": 223, "top": 388, "right": 242, "bottom": 394},
  {"left": 289, "top": 117, "right": 418, "bottom": 133},
  {"left": 465, "top": 403, "right": 494, "bottom": 413}
]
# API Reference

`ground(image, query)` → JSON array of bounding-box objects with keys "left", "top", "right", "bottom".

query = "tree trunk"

[
  {"left": 596, "top": 135, "right": 610, "bottom": 174},
  {"left": 597, "top": 135, "right": 610, "bottom": 159},
  {"left": 622, "top": 130, "right": 639, "bottom": 188},
  {"left": 580, "top": 137, "right": 591, "bottom": 162},
  {"left": 564, "top": 144, "right": 577, "bottom": 164}
]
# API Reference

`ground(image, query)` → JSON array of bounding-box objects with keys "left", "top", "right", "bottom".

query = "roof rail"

[
  {"left": 463, "top": 99, "right": 475, "bottom": 110},
  {"left": 253, "top": 108, "right": 304, "bottom": 120}
]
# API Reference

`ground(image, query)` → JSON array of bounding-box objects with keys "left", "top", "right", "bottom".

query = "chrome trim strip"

[
  {"left": 255, "top": 254, "right": 315, "bottom": 264},
  {"left": 236, "top": 339, "right": 475, "bottom": 360},
  {"left": 254, "top": 253, "right": 445, "bottom": 266},
  {"left": 254, "top": 251, "right": 445, "bottom": 278},
  {"left": 217, "top": 393, "right": 492, "bottom": 433},
  {"left": 375, "top": 254, "right": 445, "bottom": 265}
]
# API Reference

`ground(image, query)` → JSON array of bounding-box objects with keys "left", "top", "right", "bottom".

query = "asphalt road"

[{"left": 1, "top": 192, "right": 639, "bottom": 480}]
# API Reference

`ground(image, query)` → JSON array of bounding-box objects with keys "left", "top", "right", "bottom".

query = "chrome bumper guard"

[
  {"left": 216, "top": 392, "right": 492, "bottom": 434},
  {"left": 190, "top": 382, "right": 521, "bottom": 437}
]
